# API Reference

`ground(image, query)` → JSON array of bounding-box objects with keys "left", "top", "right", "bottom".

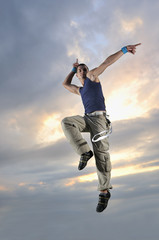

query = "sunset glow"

[
  {"left": 1, "top": 1, "right": 159, "bottom": 238},
  {"left": 121, "top": 17, "right": 143, "bottom": 33},
  {"left": 65, "top": 163, "right": 159, "bottom": 187},
  {"left": 106, "top": 80, "right": 148, "bottom": 121},
  {"left": 37, "top": 113, "right": 64, "bottom": 144}
]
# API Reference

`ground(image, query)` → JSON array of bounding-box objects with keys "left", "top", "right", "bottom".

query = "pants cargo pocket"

[{"left": 104, "top": 153, "right": 111, "bottom": 172}]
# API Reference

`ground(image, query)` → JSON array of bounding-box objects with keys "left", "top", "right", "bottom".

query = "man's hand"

[
  {"left": 62, "top": 58, "right": 80, "bottom": 95},
  {"left": 73, "top": 58, "right": 79, "bottom": 68},
  {"left": 127, "top": 43, "right": 141, "bottom": 55}
]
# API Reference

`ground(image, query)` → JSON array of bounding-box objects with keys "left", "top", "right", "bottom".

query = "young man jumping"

[{"left": 61, "top": 43, "right": 141, "bottom": 213}]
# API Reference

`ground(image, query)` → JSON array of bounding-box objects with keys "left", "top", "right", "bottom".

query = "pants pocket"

[{"left": 105, "top": 153, "right": 111, "bottom": 172}]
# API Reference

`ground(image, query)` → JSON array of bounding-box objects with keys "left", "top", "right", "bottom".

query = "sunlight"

[
  {"left": 0, "top": 185, "right": 9, "bottom": 191},
  {"left": 36, "top": 106, "right": 82, "bottom": 145},
  {"left": 121, "top": 17, "right": 143, "bottom": 33},
  {"left": 18, "top": 182, "right": 27, "bottom": 187},
  {"left": 106, "top": 80, "right": 147, "bottom": 121},
  {"left": 111, "top": 148, "right": 144, "bottom": 163},
  {"left": 37, "top": 113, "right": 64, "bottom": 144},
  {"left": 65, "top": 161, "right": 159, "bottom": 187},
  {"left": 78, "top": 173, "right": 97, "bottom": 182},
  {"left": 112, "top": 164, "right": 159, "bottom": 178},
  {"left": 65, "top": 180, "right": 76, "bottom": 187}
]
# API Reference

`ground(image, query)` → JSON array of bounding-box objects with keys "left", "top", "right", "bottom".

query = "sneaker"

[
  {"left": 96, "top": 191, "right": 111, "bottom": 213},
  {"left": 78, "top": 150, "right": 93, "bottom": 170}
]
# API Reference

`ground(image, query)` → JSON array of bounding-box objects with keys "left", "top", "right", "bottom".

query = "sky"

[{"left": 0, "top": 0, "right": 159, "bottom": 239}]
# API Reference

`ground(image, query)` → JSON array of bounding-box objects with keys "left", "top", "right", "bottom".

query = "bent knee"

[
  {"left": 61, "top": 117, "right": 67, "bottom": 125},
  {"left": 61, "top": 117, "right": 73, "bottom": 129},
  {"left": 61, "top": 117, "right": 68, "bottom": 127}
]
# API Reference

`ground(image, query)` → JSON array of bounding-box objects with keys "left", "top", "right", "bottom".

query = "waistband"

[{"left": 86, "top": 111, "right": 106, "bottom": 117}]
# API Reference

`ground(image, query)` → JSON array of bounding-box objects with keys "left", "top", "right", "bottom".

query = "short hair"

[{"left": 77, "top": 63, "right": 89, "bottom": 71}]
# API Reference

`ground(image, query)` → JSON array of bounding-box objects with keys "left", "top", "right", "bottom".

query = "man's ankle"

[{"left": 100, "top": 190, "right": 108, "bottom": 194}]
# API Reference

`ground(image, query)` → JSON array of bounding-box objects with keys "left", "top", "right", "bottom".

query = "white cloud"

[
  {"left": 67, "top": 39, "right": 90, "bottom": 62},
  {"left": 121, "top": 17, "right": 143, "bottom": 33},
  {"left": 1, "top": 0, "right": 159, "bottom": 239}
]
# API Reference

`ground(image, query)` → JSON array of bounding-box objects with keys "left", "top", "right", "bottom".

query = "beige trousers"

[{"left": 61, "top": 115, "right": 112, "bottom": 191}]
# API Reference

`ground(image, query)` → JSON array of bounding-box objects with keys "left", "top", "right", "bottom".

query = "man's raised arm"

[
  {"left": 88, "top": 43, "right": 141, "bottom": 77},
  {"left": 62, "top": 59, "right": 80, "bottom": 95}
]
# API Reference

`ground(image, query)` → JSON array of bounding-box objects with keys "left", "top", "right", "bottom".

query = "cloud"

[
  {"left": 121, "top": 17, "right": 143, "bottom": 33},
  {"left": 1, "top": 107, "right": 159, "bottom": 198},
  {"left": 0, "top": 169, "right": 159, "bottom": 240},
  {"left": 0, "top": 0, "right": 93, "bottom": 113},
  {"left": 0, "top": 0, "right": 159, "bottom": 239},
  {"left": 110, "top": 108, "right": 159, "bottom": 151}
]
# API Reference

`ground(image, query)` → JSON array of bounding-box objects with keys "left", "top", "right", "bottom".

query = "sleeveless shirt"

[{"left": 79, "top": 77, "right": 106, "bottom": 114}]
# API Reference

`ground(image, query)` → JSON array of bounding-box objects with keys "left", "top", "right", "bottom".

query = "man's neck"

[{"left": 80, "top": 77, "right": 87, "bottom": 86}]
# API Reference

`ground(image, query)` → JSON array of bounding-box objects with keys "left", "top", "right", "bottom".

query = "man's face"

[{"left": 76, "top": 65, "right": 88, "bottom": 80}]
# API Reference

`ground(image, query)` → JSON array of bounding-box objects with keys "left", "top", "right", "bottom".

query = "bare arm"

[
  {"left": 87, "top": 43, "right": 141, "bottom": 81},
  {"left": 89, "top": 50, "right": 123, "bottom": 77},
  {"left": 62, "top": 59, "right": 80, "bottom": 95}
]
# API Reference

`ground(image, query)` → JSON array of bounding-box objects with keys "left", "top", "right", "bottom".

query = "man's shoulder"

[{"left": 87, "top": 71, "right": 100, "bottom": 83}]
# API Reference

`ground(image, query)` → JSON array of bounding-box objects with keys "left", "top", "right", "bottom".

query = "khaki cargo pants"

[{"left": 61, "top": 114, "right": 112, "bottom": 191}]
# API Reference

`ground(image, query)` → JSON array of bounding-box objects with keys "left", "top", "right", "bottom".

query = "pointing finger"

[{"left": 135, "top": 43, "right": 142, "bottom": 47}]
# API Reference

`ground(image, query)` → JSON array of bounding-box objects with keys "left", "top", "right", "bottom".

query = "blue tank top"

[{"left": 79, "top": 77, "right": 106, "bottom": 114}]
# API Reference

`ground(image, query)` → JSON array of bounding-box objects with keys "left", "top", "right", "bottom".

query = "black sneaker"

[
  {"left": 96, "top": 191, "right": 111, "bottom": 213},
  {"left": 78, "top": 150, "right": 93, "bottom": 170}
]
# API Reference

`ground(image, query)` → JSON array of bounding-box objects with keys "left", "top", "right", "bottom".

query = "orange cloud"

[
  {"left": 65, "top": 161, "right": 159, "bottom": 187},
  {"left": 121, "top": 17, "right": 143, "bottom": 33}
]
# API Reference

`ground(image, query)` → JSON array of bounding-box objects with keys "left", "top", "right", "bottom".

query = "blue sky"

[{"left": 0, "top": 0, "right": 159, "bottom": 239}]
